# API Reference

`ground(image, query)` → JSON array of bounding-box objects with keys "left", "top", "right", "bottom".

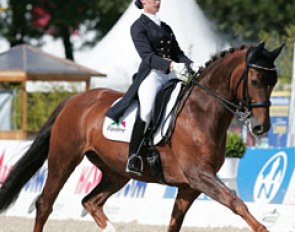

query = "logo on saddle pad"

[
  {"left": 103, "top": 82, "right": 183, "bottom": 145},
  {"left": 103, "top": 101, "right": 138, "bottom": 142},
  {"left": 107, "top": 121, "right": 127, "bottom": 133}
]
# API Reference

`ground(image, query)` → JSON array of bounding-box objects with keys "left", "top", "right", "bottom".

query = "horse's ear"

[
  {"left": 258, "top": 41, "right": 265, "bottom": 48},
  {"left": 270, "top": 42, "right": 285, "bottom": 61},
  {"left": 253, "top": 41, "right": 265, "bottom": 56},
  {"left": 249, "top": 41, "right": 265, "bottom": 63},
  {"left": 256, "top": 41, "right": 265, "bottom": 53}
]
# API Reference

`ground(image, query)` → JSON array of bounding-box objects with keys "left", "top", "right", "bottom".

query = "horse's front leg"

[
  {"left": 187, "top": 169, "right": 268, "bottom": 232},
  {"left": 167, "top": 187, "right": 200, "bottom": 232}
]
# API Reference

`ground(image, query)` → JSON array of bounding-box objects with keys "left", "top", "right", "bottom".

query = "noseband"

[{"left": 191, "top": 48, "right": 277, "bottom": 122}]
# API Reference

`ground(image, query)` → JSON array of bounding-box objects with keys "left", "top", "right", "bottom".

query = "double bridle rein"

[{"left": 190, "top": 48, "right": 277, "bottom": 122}]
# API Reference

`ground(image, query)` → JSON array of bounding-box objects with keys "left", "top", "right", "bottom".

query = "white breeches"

[{"left": 138, "top": 69, "right": 175, "bottom": 124}]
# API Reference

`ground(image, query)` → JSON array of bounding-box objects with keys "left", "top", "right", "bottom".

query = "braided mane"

[{"left": 198, "top": 45, "right": 250, "bottom": 75}]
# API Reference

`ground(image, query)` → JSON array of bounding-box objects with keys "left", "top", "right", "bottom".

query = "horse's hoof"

[
  {"left": 102, "top": 221, "right": 116, "bottom": 232},
  {"left": 256, "top": 225, "right": 269, "bottom": 232}
]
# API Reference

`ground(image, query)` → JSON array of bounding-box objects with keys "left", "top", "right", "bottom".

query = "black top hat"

[{"left": 134, "top": 0, "right": 143, "bottom": 9}]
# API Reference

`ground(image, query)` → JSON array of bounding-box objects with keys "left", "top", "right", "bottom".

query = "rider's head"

[
  {"left": 135, "top": 0, "right": 161, "bottom": 14},
  {"left": 134, "top": 0, "right": 143, "bottom": 9}
]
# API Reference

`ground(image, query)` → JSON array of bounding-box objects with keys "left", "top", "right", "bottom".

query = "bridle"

[
  {"left": 190, "top": 48, "right": 277, "bottom": 122},
  {"left": 238, "top": 48, "right": 276, "bottom": 109}
]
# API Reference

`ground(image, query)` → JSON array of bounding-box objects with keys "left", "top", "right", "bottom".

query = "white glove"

[
  {"left": 170, "top": 62, "right": 189, "bottom": 83},
  {"left": 190, "top": 62, "right": 201, "bottom": 73},
  {"left": 171, "top": 62, "right": 188, "bottom": 75}
]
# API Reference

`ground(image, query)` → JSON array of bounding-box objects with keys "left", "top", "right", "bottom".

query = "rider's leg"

[
  {"left": 126, "top": 70, "right": 166, "bottom": 175},
  {"left": 126, "top": 113, "right": 146, "bottom": 175}
]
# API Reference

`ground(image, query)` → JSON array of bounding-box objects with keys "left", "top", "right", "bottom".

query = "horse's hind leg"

[
  {"left": 82, "top": 153, "right": 129, "bottom": 231},
  {"left": 33, "top": 148, "right": 83, "bottom": 232},
  {"left": 190, "top": 171, "right": 268, "bottom": 232},
  {"left": 167, "top": 187, "right": 200, "bottom": 232}
]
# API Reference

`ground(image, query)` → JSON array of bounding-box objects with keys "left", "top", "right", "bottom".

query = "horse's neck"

[
  {"left": 186, "top": 51, "right": 245, "bottom": 134},
  {"left": 203, "top": 51, "right": 244, "bottom": 98},
  {"left": 187, "top": 89, "right": 233, "bottom": 135}
]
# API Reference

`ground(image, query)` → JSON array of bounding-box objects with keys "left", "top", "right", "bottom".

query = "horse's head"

[{"left": 235, "top": 42, "right": 285, "bottom": 135}]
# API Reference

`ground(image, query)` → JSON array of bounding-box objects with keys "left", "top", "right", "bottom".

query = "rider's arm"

[
  {"left": 131, "top": 22, "right": 171, "bottom": 74},
  {"left": 164, "top": 23, "right": 192, "bottom": 66}
]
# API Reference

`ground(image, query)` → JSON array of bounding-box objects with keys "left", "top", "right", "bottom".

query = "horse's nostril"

[{"left": 252, "top": 125, "right": 264, "bottom": 135}]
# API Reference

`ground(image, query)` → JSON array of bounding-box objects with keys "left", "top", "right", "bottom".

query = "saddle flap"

[
  {"left": 103, "top": 99, "right": 138, "bottom": 143},
  {"left": 152, "top": 81, "right": 182, "bottom": 143},
  {"left": 102, "top": 81, "right": 183, "bottom": 145}
]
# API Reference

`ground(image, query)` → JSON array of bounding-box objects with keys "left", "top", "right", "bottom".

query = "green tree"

[
  {"left": 197, "top": 0, "right": 294, "bottom": 41},
  {"left": 0, "top": 0, "right": 42, "bottom": 46},
  {"left": 0, "top": 0, "right": 130, "bottom": 60},
  {"left": 258, "top": 28, "right": 295, "bottom": 88}
]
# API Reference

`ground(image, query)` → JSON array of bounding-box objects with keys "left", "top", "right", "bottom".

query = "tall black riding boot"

[{"left": 126, "top": 116, "right": 146, "bottom": 176}]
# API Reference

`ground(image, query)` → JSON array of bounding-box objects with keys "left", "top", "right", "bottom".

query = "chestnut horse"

[{"left": 0, "top": 42, "right": 284, "bottom": 232}]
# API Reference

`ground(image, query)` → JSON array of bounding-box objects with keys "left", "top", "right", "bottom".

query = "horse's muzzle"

[{"left": 249, "top": 117, "right": 270, "bottom": 136}]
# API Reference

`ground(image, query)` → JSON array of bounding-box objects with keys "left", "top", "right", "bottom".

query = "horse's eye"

[{"left": 251, "top": 79, "right": 259, "bottom": 87}]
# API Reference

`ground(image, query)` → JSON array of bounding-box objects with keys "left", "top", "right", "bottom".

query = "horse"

[{"left": 0, "top": 41, "right": 284, "bottom": 232}]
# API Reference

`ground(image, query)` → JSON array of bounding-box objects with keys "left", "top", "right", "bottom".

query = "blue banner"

[{"left": 238, "top": 148, "right": 295, "bottom": 204}]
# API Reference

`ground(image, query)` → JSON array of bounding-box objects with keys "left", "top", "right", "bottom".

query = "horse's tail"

[{"left": 0, "top": 98, "right": 69, "bottom": 212}]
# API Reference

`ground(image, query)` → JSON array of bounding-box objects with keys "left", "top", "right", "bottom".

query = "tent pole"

[
  {"left": 21, "top": 80, "right": 27, "bottom": 132},
  {"left": 86, "top": 80, "right": 90, "bottom": 91}
]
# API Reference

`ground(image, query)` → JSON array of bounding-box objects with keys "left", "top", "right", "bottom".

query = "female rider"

[{"left": 106, "top": 0, "right": 200, "bottom": 175}]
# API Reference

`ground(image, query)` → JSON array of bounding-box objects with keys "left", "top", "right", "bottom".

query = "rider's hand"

[
  {"left": 170, "top": 62, "right": 188, "bottom": 75},
  {"left": 175, "top": 72, "right": 189, "bottom": 83},
  {"left": 190, "top": 62, "right": 201, "bottom": 73},
  {"left": 170, "top": 62, "right": 189, "bottom": 84}
]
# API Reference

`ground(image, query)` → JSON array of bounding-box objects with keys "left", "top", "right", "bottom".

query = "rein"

[{"left": 191, "top": 78, "right": 251, "bottom": 122}]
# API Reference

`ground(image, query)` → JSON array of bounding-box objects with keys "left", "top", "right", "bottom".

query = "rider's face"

[{"left": 141, "top": 0, "right": 161, "bottom": 14}]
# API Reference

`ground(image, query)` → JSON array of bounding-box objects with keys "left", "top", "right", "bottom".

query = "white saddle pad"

[{"left": 103, "top": 82, "right": 182, "bottom": 145}]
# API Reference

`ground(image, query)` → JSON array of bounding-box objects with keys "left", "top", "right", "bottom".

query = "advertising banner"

[
  {"left": 287, "top": 44, "right": 295, "bottom": 147},
  {"left": 238, "top": 148, "right": 295, "bottom": 204},
  {"left": 269, "top": 92, "right": 290, "bottom": 147},
  {"left": 0, "top": 140, "right": 295, "bottom": 230}
]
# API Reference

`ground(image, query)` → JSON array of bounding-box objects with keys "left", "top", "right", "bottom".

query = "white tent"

[{"left": 75, "top": 0, "right": 227, "bottom": 91}]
